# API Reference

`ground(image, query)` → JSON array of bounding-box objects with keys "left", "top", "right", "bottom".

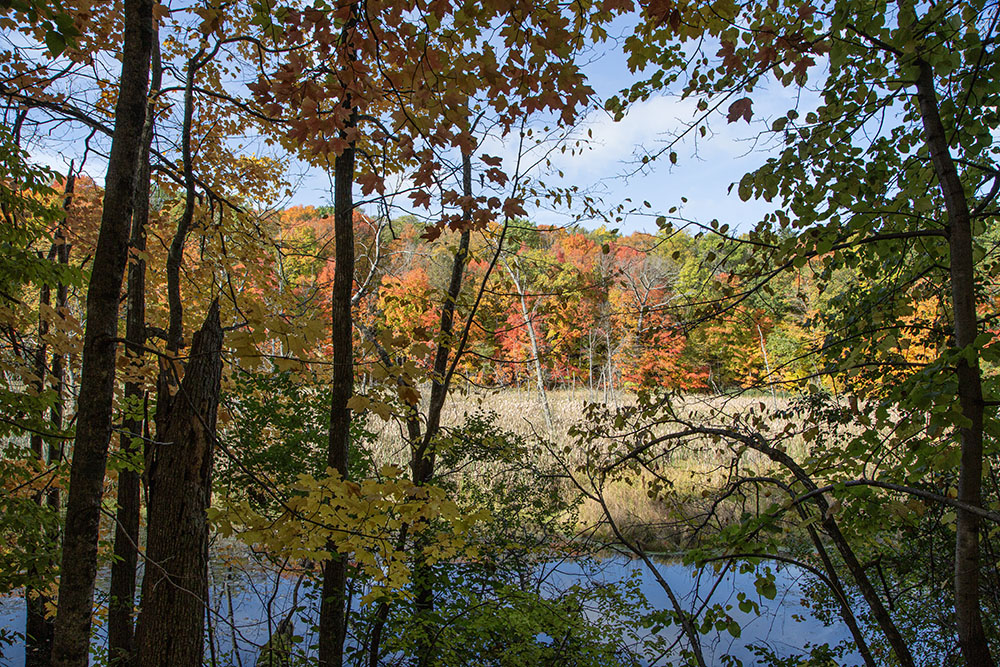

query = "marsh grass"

[{"left": 361, "top": 388, "right": 817, "bottom": 551}]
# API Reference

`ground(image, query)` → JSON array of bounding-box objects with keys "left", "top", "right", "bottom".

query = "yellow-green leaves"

[{"left": 211, "top": 468, "right": 486, "bottom": 603}]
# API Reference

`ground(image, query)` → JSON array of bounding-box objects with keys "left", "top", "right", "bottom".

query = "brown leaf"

[{"left": 727, "top": 97, "right": 753, "bottom": 124}]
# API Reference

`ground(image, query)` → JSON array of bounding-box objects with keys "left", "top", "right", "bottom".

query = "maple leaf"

[
  {"left": 502, "top": 197, "right": 526, "bottom": 218},
  {"left": 717, "top": 40, "right": 740, "bottom": 72},
  {"left": 409, "top": 189, "right": 432, "bottom": 209},
  {"left": 485, "top": 167, "right": 508, "bottom": 185},
  {"left": 727, "top": 97, "right": 753, "bottom": 124},
  {"left": 194, "top": 6, "right": 221, "bottom": 35},
  {"left": 357, "top": 171, "right": 384, "bottom": 195}
]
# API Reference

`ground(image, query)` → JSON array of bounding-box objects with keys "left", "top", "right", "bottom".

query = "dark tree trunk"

[
  {"left": 25, "top": 171, "right": 74, "bottom": 667},
  {"left": 412, "top": 151, "right": 473, "bottom": 484},
  {"left": 26, "top": 280, "right": 52, "bottom": 665},
  {"left": 914, "top": 59, "right": 994, "bottom": 667},
  {"left": 154, "top": 49, "right": 200, "bottom": 440},
  {"left": 133, "top": 302, "right": 223, "bottom": 667},
  {"left": 318, "top": 98, "right": 357, "bottom": 667},
  {"left": 410, "top": 153, "right": 473, "bottom": 667},
  {"left": 108, "top": 34, "right": 160, "bottom": 667},
  {"left": 49, "top": 0, "right": 153, "bottom": 663}
]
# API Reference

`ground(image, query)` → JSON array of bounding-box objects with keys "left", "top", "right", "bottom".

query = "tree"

[
  {"left": 132, "top": 302, "right": 223, "bottom": 666},
  {"left": 608, "top": 0, "right": 1000, "bottom": 662},
  {"left": 50, "top": 1, "right": 154, "bottom": 663},
  {"left": 107, "top": 31, "right": 160, "bottom": 666}
]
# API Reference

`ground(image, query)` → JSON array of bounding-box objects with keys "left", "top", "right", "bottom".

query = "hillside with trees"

[{"left": 2, "top": 0, "right": 1000, "bottom": 665}]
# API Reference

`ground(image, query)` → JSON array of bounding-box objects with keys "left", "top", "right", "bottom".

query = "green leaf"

[
  {"left": 44, "top": 29, "right": 66, "bottom": 57},
  {"left": 737, "top": 174, "right": 754, "bottom": 202}
]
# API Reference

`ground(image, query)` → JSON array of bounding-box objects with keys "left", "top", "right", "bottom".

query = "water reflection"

[{"left": 0, "top": 554, "right": 859, "bottom": 666}]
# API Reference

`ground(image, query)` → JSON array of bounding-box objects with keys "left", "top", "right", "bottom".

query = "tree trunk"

[
  {"left": 26, "top": 276, "right": 53, "bottom": 667},
  {"left": 914, "top": 59, "right": 994, "bottom": 667},
  {"left": 410, "top": 153, "right": 474, "bottom": 667},
  {"left": 50, "top": 3, "right": 153, "bottom": 661},
  {"left": 502, "top": 260, "right": 554, "bottom": 435},
  {"left": 520, "top": 289, "right": 554, "bottom": 436},
  {"left": 133, "top": 301, "right": 223, "bottom": 666},
  {"left": 155, "top": 49, "right": 200, "bottom": 440},
  {"left": 412, "top": 151, "right": 473, "bottom": 484},
  {"left": 368, "top": 151, "right": 477, "bottom": 667},
  {"left": 108, "top": 33, "right": 160, "bottom": 666},
  {"left": 318, "top": 103, "right": 357, "bottom": 667},
  {"left": 25, "top": 172, "right": 74, "bottom": 667}
]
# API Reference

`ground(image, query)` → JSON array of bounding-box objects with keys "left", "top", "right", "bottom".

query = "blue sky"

[
  {"left": 284, "top": 34, "right": 815, "bottom": 236},
  {"left": 25, "top": 26, "right": 818, "bottom": 237}
]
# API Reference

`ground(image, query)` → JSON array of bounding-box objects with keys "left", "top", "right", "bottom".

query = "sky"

[
  {"left": 22, "top": 21, "right": 820, "bottom": 238},
  {"left": 284, "top": 34, "right": 817, "bottom": 236}
]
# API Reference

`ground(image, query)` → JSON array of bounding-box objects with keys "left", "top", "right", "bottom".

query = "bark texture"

[
  {"left": 108, "top": 35, "right": 160, "bottom": 666},
  {"left": 134, "top": 301, "right": 223, "bottom": 667},
  {"left": 914, "top": 59, "right": 994, "bottom": 667},
  {"left": 318, "top": 105, "right": 357, "bottom": 667},
  {"left": 50, "top": 1, "right": 153, "bottom": 662}
]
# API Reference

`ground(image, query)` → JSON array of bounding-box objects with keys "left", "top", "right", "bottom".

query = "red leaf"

[{"left": 727, "top": 97, "right": 753, "bottom": 124}]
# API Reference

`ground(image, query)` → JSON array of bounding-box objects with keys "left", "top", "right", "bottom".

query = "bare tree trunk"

[
  {"left": 108, "top": 33, "right": 160, "bottom": 667},
  {"left": 914, "top": 59, "right": 994, "bottom": 667},
  {"left": 134, "top": 302, "right": 223, "bottom": 666},
  {"left": 318, "top": 96, "right": 357, "bottom": 667},
  {"left": 604, "top": 329, "right": 614, "bottom": 406},
  {"left": 50, "top": 1, "right": 153, "bottom": 662},
  {"left": 502, "top": 260, "right": 553, "bottom": 435},
  {"left": 588, "top": 332, "right": 594, "bottom": 400},
  {"left": 520, "top": 290, "right": 554, "bottom": 436}
]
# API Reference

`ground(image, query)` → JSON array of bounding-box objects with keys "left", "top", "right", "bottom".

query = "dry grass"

[{"left": 360, "top": 387, "right": 817, "bottom": 551}]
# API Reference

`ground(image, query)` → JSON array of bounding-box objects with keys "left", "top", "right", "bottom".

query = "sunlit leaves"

[{"left": 212, "top": 468, "right": 486, "bottom": 603}]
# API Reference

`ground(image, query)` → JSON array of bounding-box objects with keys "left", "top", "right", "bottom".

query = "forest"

[{"left": 1, "top": 0, "right": 999, "bottom": 665}]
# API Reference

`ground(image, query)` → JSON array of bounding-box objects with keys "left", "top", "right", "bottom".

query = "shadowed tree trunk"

[
  {"left": 26, "top": 255, "right": 54, "bottom": 667},
  {"left": 318, "top": 91, "right": 357, "bottom": 667},
  {"left": 107, "top": 32, "right": 161, "bottom": 667},
  {"left": 25, "top": 169, "right": 75, "bottom": 667},
  {"left": 133, "top": 301, "right": 223, "bottom": 666},
  {"left": 914, "top": 58, "right": 995, "bottom": 667},
  {"left": 50, "top": 3, "right": 153, "bottom": 660}
]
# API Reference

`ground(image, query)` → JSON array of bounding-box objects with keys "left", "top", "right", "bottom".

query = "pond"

[{"left": 0, "top": 554, "right": 860, "bottom": 666}]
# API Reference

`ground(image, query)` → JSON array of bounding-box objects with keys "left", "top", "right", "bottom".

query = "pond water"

[{"left": 0, "top": 555, "right": 860, "bottom": 666}]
